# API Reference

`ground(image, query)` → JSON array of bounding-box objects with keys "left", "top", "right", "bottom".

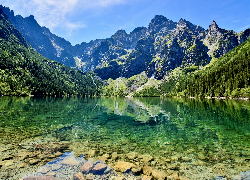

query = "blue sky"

[{"left": 1, "top": 0, "right": 250, "bottom": 45}]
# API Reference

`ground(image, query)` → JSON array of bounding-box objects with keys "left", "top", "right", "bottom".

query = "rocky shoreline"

[
  {"left": 20, "top": 151, "right": 250, "bottom": 180},
  {"left": 1, "top": 137, "right": 250, "bottom": 180}
]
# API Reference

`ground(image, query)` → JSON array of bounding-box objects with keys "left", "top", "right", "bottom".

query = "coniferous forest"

[
  {"left": 0, "top": 10, "right": 102, "bottom": 96},
  {"left": 160, "top": 38, "right": 250, "bottom": 98}
]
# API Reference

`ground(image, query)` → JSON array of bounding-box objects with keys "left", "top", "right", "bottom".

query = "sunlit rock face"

[{"left": 2, "top": 5, "right": 250, "bottom": 80}]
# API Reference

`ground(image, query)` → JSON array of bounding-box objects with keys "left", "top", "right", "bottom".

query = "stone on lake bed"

[
  {"left": 140, "top": 154, "right": 153, "bottom": 163},
  {"left": 152, "top": 169, "right": 168, "bottom": 179},
  {"left": 92, "top": 163, "right": 107, "bottom": 174},
  {"left": 80, "top": 161, "right": 94, "bottom": 173},
  {"left": 2, "top": 155, "right": 14, "bottom": 161},
  {"left": 73, "top": 172, "right": 85, "bottom": 180},
  {"left": 87, "top": 150, "right": 96, "bottom": 157},
  {"left": 61, "top": 156, "right": 79, "bottom": 165},
  {"left": 99, "top": 154, "right": 110, "bottom": 162},
  {"left": 114, "top": 161, "right": 135, "bottom": 172},
  {"left": 198, "top": 153, "right": 206, "bottom": 160},
  {"left": 171, "top": 156, "right": 179, "bottom": 162},
  {"left": 29, "top": 159, "right": 41, "bottom": 165},
  {"left": 143, "top": 166, "right": 152, "bottom": 176},
  {"left": 111, "top": 152, "right": 118, "bottom": 160},
  {"left": 1, "top": 159, "right": 14, "bottom": 168},
  {"left": 126, "top": 152, "right": 138, "bottom": 160},
  {"left": 51, "top": 164, "right": 62, "bottom": 171},
  {"left": 131, "top": 165, "right": 142, "bottom": 175},
  {"left": 85, "top": 173, "right": 96, "bottom": 180},
  {"left": 181, "top": 156, "right": 192, "bottom": 162},
  {"left": 17, "top": 162, "right": 27, "bottom": 168},
  {"left": 37, "top": 167, "right": 50, "bottom": 174}
]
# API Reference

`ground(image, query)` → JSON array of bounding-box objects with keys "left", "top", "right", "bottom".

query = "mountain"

[
  {"left": 160, "top": 37, "right": 250, "bottom": 98},
  {"left": 102, "top": 37, "right": 250, "bottom": 98},
  {"left": 0, "top": 8, "right": 102, "bottom": 96},
  {"left": 1, "top": 5, "right": 250, "bottom": 82}
]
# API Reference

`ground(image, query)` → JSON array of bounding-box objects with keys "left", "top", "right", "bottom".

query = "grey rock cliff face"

[{"left": 1, "top": 5, "right": 250, "bottom": 80}]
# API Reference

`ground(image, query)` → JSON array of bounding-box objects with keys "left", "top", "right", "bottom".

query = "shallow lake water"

[{"left": 0, "top": 96, "right": 249, "bottom": 179}]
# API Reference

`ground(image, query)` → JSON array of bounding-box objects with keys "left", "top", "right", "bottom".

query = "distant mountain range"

[{"left": 2, "top": 5, "right": 250, "bottom": 81}]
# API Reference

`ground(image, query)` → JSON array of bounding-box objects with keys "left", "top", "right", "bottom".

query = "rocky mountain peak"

[
  {"left": 148, "top": 15, "right": 176, "bottom": 33},
  {"left": 111, "top": 30, "right": 128, "bottom": 39},
  {"left": 131, "top": 27, "right": 147, "bottom": 35},
  {"left": 177, "top": 18, "right": 190, "bottom": 29},
  {"left": 208, "top": 20, "right": 220, "bottom": 32},
  {"left": 176, "top": 18, "right": 204, "bottom": 32}
]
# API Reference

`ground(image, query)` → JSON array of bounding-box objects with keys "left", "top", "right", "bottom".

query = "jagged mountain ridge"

[{"left": 1, "top": 5, "right": 250, "bottom": 80}]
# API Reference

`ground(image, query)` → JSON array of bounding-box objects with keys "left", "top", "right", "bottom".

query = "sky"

[{"left": 1, "top": 0, "right": 250, "bottom": 45}]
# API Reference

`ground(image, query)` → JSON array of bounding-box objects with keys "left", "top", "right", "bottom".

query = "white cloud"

[{"left": 1, "top": 0, "right": 127, "bottom": 33}]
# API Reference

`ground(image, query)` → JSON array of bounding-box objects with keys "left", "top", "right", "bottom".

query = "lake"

[{"left": 0, "top": 96, "right": 249, "bottom": 179}]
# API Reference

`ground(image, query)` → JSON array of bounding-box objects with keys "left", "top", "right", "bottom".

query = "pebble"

[
  {"left": 29, "top": 159, "right": 41, "bottom": 165},
  {"left": 37, "top": 167, "right": 50, "bottom": 174},
  {"left": 131, "top": 165, "right": 142, "bottom": 175},
  {"left": 85, "top": 173, "right": 96, "bottom": 180},
  {"left": 61, "top": 156, "right": 79, "bottom": 166},
  {"left": 51, "top": 164, "right": 62, "bottom": 171},
  {"left": 17, "top": 163, "right": 27, "bottom": 168},
  {"left": 143, "top": 166, "right": 152, "bottom": 176},
  {"left": 181, "top": 157, "right": 192, "bottom": 162},
  {"left": 87, "top": 150, "right": 96, "bottom": 157},
  {"left": 111, "top": 152, "right": 118, "bottom": 160},
  {"left": 92, "top": 163, "right": 107, "bottom": 174},
  {"left": 80, "top": 161, "right": 94, "bottom": 173},
  {"left": 73, "top": 172, "right": 85, "bottom": 180},
  {"left": 140, "top": 154, "right": 153, "bottom": 163},
  {"left": 114, "top": 161, "right": 135, "bottom": 173},
  {"left": 127, "top": 152, "right": 138, "bottom": 160},
  {"left": 152, "top": 169, "right": 168, "bottom": 180}
]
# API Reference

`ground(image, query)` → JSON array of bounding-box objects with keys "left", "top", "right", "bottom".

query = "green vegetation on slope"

[
  {"left": 0, "top": 11, "right": 102, "bottom": 96},
  {"left": 102, "top": 72, "right": 161, "bottom": 97},
  {"left": 161, "top": 38, "right": 250, "bottom": 98},
  {"left": 103, "top": 37, "right": 250, "bottom": 98}
]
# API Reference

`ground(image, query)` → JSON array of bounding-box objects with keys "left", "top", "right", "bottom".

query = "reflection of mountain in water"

[
  {"left": 99, "top": 97, "right": 173, "bottom": 124},
  {"left": 98, "top": 97, "right": 250, "bottom": 148},
  {"left": 1, "top": 96, "right": 249, "bottom": 152}
]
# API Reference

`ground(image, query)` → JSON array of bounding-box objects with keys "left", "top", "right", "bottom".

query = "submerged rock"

[
  {"left": 139, "top": 154, "right": 153, "bottom": 163},
  {"left": 152, "top": 169, "right": 168, "bottom": 179},
  {"left": 127, "top": 152, "right": 138, "bottom": 160},
  {"left": 114, "top": 161, "right": 135, "bottom": 172},
  {"left": 73, "top": 172, "right": 85, "bottom": 180},
  {"left": 143, "top": 166, "right": 152, "bottom": 176},
  {"left": 80, "top": 161, "right": 94, "bottom": 174},
  {"left": 92, "top": 163, "right": 107, "bottom": 174},
  {"left": 61, "top": 155, "right": 79, "bottom": 165},
  {"left": 111, "top": 152, "right": 118, "bottom": 160}
]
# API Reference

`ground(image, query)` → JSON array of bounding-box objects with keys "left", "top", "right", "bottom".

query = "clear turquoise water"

[{"left": 0, "top": 96, "right": 250, "bottom": 178}]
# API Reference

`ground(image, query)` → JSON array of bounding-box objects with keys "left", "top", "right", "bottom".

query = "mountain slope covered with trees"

[
  {"left": 101, "top": 37, "right": 250, "bottom": 98},
  {"left": 0, "top": 9, "right": 102, "bottom": 96},
  {"left": 160, "top": 37, "right": 250, "bottom": 98}
]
